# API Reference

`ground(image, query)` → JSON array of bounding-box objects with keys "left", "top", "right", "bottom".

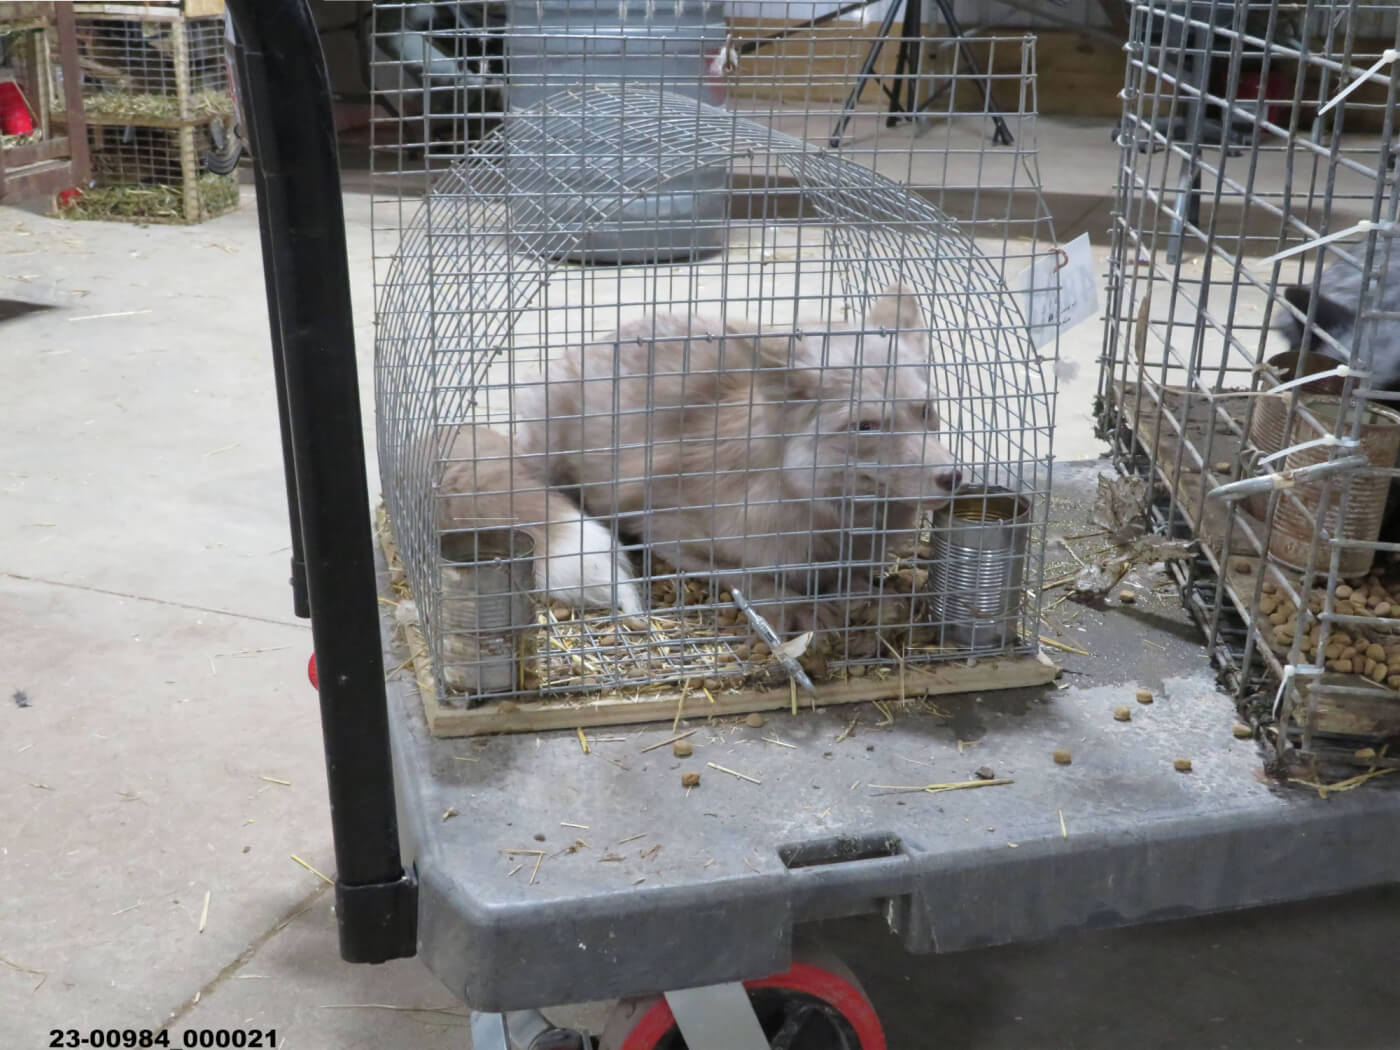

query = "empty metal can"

[
  {"left": 927, "top": 486, "right": 1033, "bottom": 651},
  {"left": 438, "top": 528, "right": 536, "bottom": 700},
  {"left": 1259, "top": 395, "right": 1400, "bottom": 578}
]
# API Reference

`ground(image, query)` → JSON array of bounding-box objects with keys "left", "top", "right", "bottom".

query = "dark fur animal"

[{"left": 1276, "top": 250, "right": 1400, "bottom": 387}]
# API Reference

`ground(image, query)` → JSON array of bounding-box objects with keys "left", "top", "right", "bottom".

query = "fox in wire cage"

[
  {"left": 370, "top": 0, "right": 1062, "bottom": 721},
  {"left": 1098, "top": 0, "right": 1400, "bottom": 773}
]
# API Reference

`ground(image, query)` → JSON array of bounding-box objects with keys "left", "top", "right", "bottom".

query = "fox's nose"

[{"left": 935, "top": 467, "right": 963, "bottom": 492}]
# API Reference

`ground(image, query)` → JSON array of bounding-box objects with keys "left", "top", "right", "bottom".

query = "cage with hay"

[
  {"left": 62, "top": 0, "right": 239, "bottom": 223},
  {"left": 1, "top": 8, "right": 61, "bottom": 149},
  {"left": 1097, "top": 0, "right": 1400, "bottom": 771},
  {"left": 372, "top": 3, "right": 1065, "bottom": 736}
]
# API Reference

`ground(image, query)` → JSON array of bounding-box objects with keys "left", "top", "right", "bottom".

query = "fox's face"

[{"left": 781, "top": 287, "right": 961, "bottom": 505}]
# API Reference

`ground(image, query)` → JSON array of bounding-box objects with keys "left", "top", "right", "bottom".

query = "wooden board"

[
  {"left": 378, "top": 512, "right": 1060, "bottom": 738},
  {"left": 725, "top": 22, "right": 1125, "bottom": 119},
  {"left": 72, "top": 2, "right": 225, "bottom": 20},
  {"left": 417, "top": 648, "right": 1062, "bottom": 738}
]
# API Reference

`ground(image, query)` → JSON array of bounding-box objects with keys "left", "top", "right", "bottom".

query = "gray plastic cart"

[{"left": 226, "top": 2, "right": 1400, "bottom": 1046}]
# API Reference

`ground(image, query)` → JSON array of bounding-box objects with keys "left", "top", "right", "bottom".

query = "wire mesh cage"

[
  {"left": 62, "top": 5, "right": 240, "bottom": 223},
  {"left": 76, "top": 9, "right": 231, "bottom": 121},
  {"left": 371, "top": 0, "right": 1062, "bottom": 720},
  {"left": 1098, "top": 0, "right": 1400, "bottom": 768}
]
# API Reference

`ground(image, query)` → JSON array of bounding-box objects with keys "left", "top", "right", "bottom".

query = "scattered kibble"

[
  {"left": 673, "top": 739, "right": 694, "bottom": 758},
  {"left": 974, "top": 766, "right": 997, "bottom": 780},
  {"left": 1118, "top": 588, "right": 1137, "bottom": 604},
  {"left": 1336, "top": 584, "right": 1353, "bottom": 600},
  {"left": 681, "top": 772, "right": 701, "bottom": 788},
  {"left": 1173, "top": 758, "right": 1193, "bottom": 773},
  {"left": 1052, "top": 749, "right": 1073, "bottom": 766},
  {"left": 745, "top": 713, "right": 766, "bottom": 729},
  {"left": 1135, "top": 688, "right": 1154, "bottom": 704},
  {"left": 1113, "top": 706, "right": 1132, "bottom": 722},
  {"left": 1232, "top": 723, "right": 1253, "bottom": 739},
  {"left": 1212, "top": 461, "right": 1232, "bottom": 474}
]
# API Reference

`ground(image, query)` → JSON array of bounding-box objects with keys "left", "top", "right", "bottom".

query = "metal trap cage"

[
  {"left": 372, "top": 1, "right": 1062, "bottom": 723},
  {"left": 1098, "top": 0, "right": 1400, "bottom": 767}
]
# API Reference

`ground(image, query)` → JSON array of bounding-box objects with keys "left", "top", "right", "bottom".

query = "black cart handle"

[{"left": 226, "top": 0, "right": 417, "bottom": 964}]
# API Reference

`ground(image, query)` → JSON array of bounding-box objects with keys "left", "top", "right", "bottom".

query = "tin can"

[
  {"left": 927, "top": 486, "right": 1034, "bottom": 651},
  {"left": 1261, "top": 396, "right": 1400, "bottom": 578},
  {"left": 438, "top": 528, "right": 536, "bottom": 700}
]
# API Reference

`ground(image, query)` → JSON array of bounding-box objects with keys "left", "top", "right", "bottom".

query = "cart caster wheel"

[{"left": 599, "top": 952, "right": 884, "bottom": 1050}]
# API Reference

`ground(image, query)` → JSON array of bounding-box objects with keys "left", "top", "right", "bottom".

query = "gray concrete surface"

[{"left": 3, "top": 115, "right": 1398, "bottom": 1050}]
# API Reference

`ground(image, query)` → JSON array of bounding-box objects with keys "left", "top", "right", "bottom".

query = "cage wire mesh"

[
  {"left": 65, "top": 11, "right": 240, "bottom": 223},
  {"left": 371, "top": 0, "right": 1061, "bottom": 709},
  {"left": 1098, "top": 0, "right": 1400, "bottom": 766}
]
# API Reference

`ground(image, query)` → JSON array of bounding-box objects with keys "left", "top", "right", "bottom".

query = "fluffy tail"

[{"left": 438, "top": 427, "right": 644, "bottom": 616}]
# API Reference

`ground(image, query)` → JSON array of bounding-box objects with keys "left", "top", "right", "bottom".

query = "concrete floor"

[{"left": 4, "top": 115, "right": 1399, "bottom": 1049}]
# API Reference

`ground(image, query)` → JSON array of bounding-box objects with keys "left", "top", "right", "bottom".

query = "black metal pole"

[
  {"left": 928, "top": 0, "right": 1014, "bottom": 146},
  {"left": 236, "top": 47, "right": 310, "bottom": 621},
  {"left": 225, "top": 0, "right": 416, "bottom": 964},
  {"left": 829, "top": 0, "right": 904, "bottom": 147}
]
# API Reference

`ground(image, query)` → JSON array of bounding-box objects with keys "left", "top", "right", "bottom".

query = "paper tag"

[{"left": 1014, "top": 232, "right": 1099, "bottom": 349}]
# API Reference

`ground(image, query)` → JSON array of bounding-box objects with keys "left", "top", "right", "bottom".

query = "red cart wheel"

[{"left": 599, "top": 952, "right": 884, "bottom": 1050}]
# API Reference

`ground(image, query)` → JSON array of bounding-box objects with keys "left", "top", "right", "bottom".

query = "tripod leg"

[
  {"left": 929, "top": 0, "right": 1014, "bottom": 145},
  {"left": 830, "top": 0, "right": 904, "bottom": 147},
  {"left": 887, "top": 0, "right": 922, "bottom": 126}
]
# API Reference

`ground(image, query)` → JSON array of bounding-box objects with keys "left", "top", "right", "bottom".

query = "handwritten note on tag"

[{"left": 1013, "top": 232, "right": 1099, "bottom": 349}]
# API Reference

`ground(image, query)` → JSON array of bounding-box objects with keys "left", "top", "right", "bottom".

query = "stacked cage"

[
  {"left": 1, "top": 13, "right": 54, "bottom": 150},
  {"left": 371, "top": 0, "right": 1063, "bottom": 727},
  {"left": 1099, "top": 0, "right": 1400, "bottom": 769},
  {"left": 64, "top": 0, "right": 239, "bottom": 223}
]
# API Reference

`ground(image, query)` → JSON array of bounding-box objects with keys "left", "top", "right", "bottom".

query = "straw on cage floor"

[{"left": 375, "top": 505, "right": 1059, "bottom": 737}]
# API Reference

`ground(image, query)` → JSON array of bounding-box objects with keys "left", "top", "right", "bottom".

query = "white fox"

[{"left": 514, "top": 286, "right": 961, "bottom": 628}]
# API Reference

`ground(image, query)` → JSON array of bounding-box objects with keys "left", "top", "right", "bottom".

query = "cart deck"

[{"left": 380, "top": 463, "right": 1400, "bottom": 1013}]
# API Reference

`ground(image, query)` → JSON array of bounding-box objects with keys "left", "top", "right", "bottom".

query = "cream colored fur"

[
  {"left": 436, "top": 426, "right": 643, "bottom": 615},
  {"left": 514, "top": 286, "right": 958, "bottom": 628}
]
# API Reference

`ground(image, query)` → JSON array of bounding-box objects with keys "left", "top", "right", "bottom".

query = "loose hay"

[
  {"left": 56, "top": 173, "right": 239, "bottom": 224},
  {"left": 83, "top": 89, "right": 235, "bottom": 123},
  {"left": 473, "top": 532, "right": 993, "bottom": 700}
]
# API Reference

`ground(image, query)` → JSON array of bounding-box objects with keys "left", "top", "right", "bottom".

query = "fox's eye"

[
  {"left": 921, "top": 402, "right": 940, "bottom": 429},
  {"left": 853, "top": 420, "right": 881, "bottom": 432}
]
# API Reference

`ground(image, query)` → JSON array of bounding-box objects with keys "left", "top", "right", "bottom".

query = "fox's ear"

[
  {"left": 866, "top": 286, "right": 930, "bottom": 363},
  {"left": 868, "top": 285, "right": 927, "bottom": 331}
]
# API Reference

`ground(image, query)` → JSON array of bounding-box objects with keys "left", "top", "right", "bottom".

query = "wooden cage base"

[
  {"left": 378, "top": 510, "right": 1060, "bottom": 738},
  {"left": 415, "top": 648, "right": 1061, "bottom": 738}
]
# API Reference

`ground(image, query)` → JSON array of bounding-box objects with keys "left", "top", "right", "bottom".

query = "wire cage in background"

[
  {"left": 62, "top": 1, "right": 240, "bottom": 223},
  {"left": 370, "top": 0, "right": 1062, "bottom": 724},
  {"left": 1098, "top": 0, "right": 1400, "bottom": 769}
]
